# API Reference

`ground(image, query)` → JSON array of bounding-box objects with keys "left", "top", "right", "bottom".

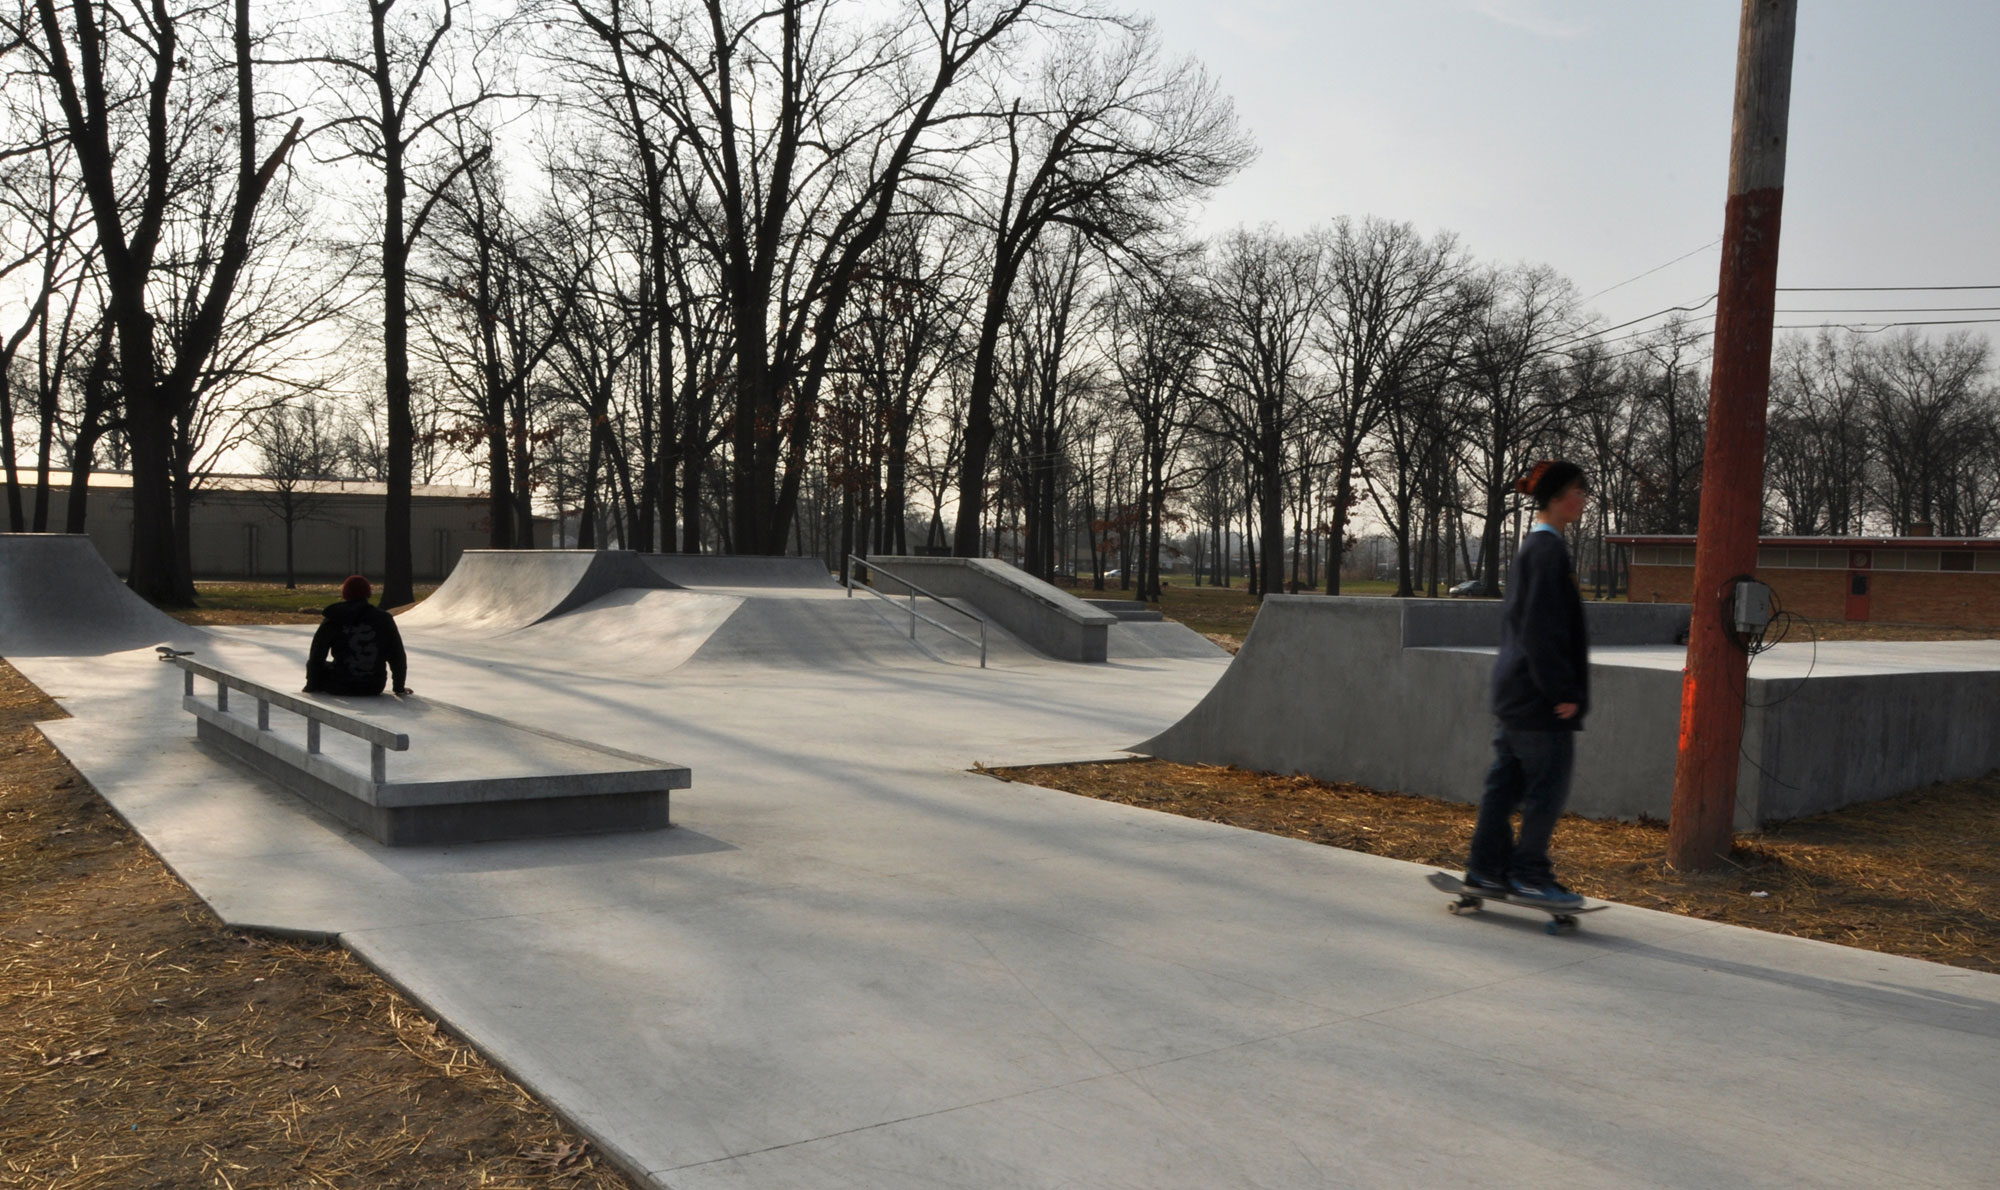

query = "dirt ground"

[
  {"left": 983, "top": 758, "right": 2000, "bottom": 973},
  {"left": 0, "top": 659, "right": 634, "bottom": 1190}
]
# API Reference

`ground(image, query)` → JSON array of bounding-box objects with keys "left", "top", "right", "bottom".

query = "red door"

[{"left": 1845, "top": 572, "right": 1870, "bottom": 621}]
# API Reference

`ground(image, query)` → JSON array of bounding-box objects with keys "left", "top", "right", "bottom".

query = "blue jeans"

[{"left": 1467, "top": 728, "right": 1576, "bottom": 884}]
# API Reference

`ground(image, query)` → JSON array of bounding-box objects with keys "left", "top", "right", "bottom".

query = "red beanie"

[{"left": 341, "top": 575, "right": 372, "bottom": 602}]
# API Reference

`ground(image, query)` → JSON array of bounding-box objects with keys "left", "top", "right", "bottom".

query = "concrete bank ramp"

[
  {"left": 478, "top": 588, "right": 745, "bottom": 674},
  {"left": 1107, "top": 619, "right": 1228, "bottom": 660},
  {"left": 642, "top": 553, "right": 836, "bottom": 590},
  {"left": 1138, "top": 596, "right": 1697, "bottom": 821},
  {"left": 398, "top": 549, "right": 678, "bottom": 636},
  {"left": 681, "top": 589, "right": 951, "bottom": 670},
  {"left": 0, "top": 533, "right": 206, "bottom": 657}
]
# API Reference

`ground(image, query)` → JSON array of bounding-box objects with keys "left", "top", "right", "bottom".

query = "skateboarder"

[
  {"left": 1464, "top": 459, "right": 1590, "bottom": 909},
  {"left": 305, "top": 575, "right": 411, "bottom": 697}
]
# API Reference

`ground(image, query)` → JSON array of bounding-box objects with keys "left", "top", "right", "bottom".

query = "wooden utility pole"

[{"left": 1667, "top": 0, "right": 1797, "bottom": 869}]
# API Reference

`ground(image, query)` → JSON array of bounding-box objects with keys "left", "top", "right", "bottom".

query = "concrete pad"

[{"left": 6, "top": 548, "right": 1999, "bottom": 1189}]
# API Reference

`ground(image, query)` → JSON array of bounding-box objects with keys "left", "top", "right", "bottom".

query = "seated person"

[{"left": 305, "top": 575, "right": 410, "bottom": 697}]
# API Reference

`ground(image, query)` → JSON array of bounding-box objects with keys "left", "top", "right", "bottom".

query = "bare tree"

[
  {"left": 1458, "top": 264, "right": 1578, "bottom": 594},
  {"left": 1624, "top": 314, "right": 1710, "bottom": 534},
  {"left": 950, "top": 18, "right": 1251, "bottom": 555},
  {"left": 0, "top": 87, "right": 93, "bottom": 532},
  {"left": 251, "top": 398, "right": 341, "bottom": 588},
  {"left": 290, "top": 0, "right": 512, "bottom": 604},
  {"left": 17, "top": 0, "right": 301, "bottom": 603},
  {"left": 1195, "top": 227, "right": 1325, "bottom": 597},
  {"left": 1106, "top": 249, "right": 1203, "bottom": 601},
  {"left": 557, "top": 0, "right": 1059, "bottom": 555},
  {"left": 1316, "top": 216, "right": 1472, "bottom": 594}
]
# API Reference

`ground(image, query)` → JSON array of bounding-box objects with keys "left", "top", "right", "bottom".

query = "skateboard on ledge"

[{"left": 1427, "top": 871, "right": 1606, "bottom": 935}]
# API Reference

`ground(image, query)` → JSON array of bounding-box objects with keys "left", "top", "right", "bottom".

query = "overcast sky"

[{"left": 1144, "top": 0, "right": 2000, "bottom": 342}]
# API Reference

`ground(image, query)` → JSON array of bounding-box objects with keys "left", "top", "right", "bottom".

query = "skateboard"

[{"left": 1427, "top": 871, "right": 1606, "bottom": 935}]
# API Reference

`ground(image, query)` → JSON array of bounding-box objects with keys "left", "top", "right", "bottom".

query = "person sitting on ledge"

[{"left": 305, "top": 575, "right": 411, "bottom": 697}]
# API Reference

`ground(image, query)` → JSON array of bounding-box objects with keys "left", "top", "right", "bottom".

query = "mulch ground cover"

[
  {"left": 0, "top": 659, "right": 633, "bottom": 1190},
  {"left": 983, "top": 758, "right": 2000, "bottom": 973}
]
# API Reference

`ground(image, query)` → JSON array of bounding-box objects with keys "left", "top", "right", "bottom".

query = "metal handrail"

[
  {"left": 844, "top": 554, "right": 987, "bottom": 668},
  {"left": 171, "top": 655, "right": 410, "bottom": 783}
]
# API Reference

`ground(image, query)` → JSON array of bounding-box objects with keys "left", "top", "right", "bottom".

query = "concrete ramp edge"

[
  {"left": 0, "top": 533, "right": 206, "bottom": 657},
  {"left": 862, "top": 557, "right": 1117, "bottom": 662},
  {"left": 399, "top": 550, "right": 680, "bottom": 635},
  {"left": 1136, "top": 596, "right": 1703, "bottom": 822}
]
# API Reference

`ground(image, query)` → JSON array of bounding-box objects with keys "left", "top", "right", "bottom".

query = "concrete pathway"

[{"left": 13, "top": 594, "right": 1999, "bottom": 1189}]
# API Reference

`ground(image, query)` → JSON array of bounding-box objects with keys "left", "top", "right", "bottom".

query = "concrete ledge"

[
  {"left": 198, "top": 721, "right": 673, "bottom": 845},
  {"left": 180, "top": 680, "right": 689, "bottom": 846},
  {"left": 865, "top": 557, "right": 1116, "bottom": 662}
]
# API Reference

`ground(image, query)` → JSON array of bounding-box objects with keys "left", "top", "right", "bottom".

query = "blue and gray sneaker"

[
  {"left": 1508, "top": 876, "right": 1584, "bottom": 909},
  {"left": 1463, "top": 870, "right": 1510, "bottom": 894}
]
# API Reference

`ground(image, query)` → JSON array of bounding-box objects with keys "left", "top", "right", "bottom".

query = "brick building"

[{"left": 1611, "top": 534, "right": 2000, "bottom": 629}]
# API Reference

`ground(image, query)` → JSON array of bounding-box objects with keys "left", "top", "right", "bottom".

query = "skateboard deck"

[{"left": 1427, "top": 872, "right": 1606, "bottom": 935}]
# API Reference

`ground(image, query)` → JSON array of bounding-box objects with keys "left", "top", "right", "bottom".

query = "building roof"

[
  {"left": 1609, "top": 534, "right": 2000, "bottom": 551},
  {"left": 54, "top": 471, "right": 488, "bottom": 500}
]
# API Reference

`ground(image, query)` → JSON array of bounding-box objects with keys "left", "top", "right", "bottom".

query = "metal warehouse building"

[{"left": 19, "top": 474, "right": 546, "bottom": 583}]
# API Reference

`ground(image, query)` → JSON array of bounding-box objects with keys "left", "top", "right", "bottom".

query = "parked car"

[{"left": 1448, "top": 579, "right": 1501, "bottom": 598}]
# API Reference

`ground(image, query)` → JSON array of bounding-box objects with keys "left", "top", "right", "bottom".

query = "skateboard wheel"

[{"left": 1545, "top": 920, "right": 1563, "bottom": 935}]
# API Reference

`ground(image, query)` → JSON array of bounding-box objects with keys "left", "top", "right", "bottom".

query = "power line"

[
  {"left": 1776, "top": 284, "right": 2000, "bottom": 294},
  {"left": 1546, "top": 293, "right": 1717, "bottom": 352},
  {"left": 1581, "top": 237, "right": 1722, "bottom": 302},
  {"left": 1774, "top": 305, "right": 2000, "bottom": 314},
  {"left": 1556, "top": 313, "right": 2000, "bottom": 362},
  {"left": 1776, "top": 316, "right": 2000, "bottom": 332}
]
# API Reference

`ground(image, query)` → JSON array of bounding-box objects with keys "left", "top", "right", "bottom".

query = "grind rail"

[
  {"left": 843, "top": 555, "right": 987, "bottom": 668},
  {"left": 171, "top": 655, "right": 410, "bottom": 783}
]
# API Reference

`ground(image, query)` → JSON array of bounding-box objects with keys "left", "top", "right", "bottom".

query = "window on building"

[
  {"left": 1940, "top": 551, "right": 1974, "bottom": 572},
  {"left": 243, "top": 524, "right": 261, "bottom": 578},
  {"left": 349, "top": 527, "right": 364, "bottom": 574},
  {"left": 433, "top": 528, "right": 451, "bottom": 578}
]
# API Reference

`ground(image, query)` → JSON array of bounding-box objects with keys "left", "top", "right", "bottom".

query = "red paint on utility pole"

[{"left": 1668, "top": 0, "right": 1797, "bottom": 869}]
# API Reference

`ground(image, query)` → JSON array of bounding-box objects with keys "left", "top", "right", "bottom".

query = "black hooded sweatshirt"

[
  {"left": 1488, "top": 527, "right": 1589, "bottom": 732},
  {"left": 308, "top": 598, "right": 408, "bottom": 694}
]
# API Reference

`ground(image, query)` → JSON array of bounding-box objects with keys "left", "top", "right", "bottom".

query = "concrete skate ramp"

[
  {"left": 1107, "top": 620, "right": 1228, "bottom": 660},
  {"left": 484, "top": 588, "right": 745, "bottom": 674},
  {"left": 682, "top": 590, "right": 941, "bottom": 670},
  {"left": 642, "top": 553, "right": 836, "bottom": 590},
  {"left": 1139, "top": 596, "right": 1701, "bottom": 821},
  {"left": 1139, "top": 595, "right": 2000, "bottom": 825},
  {"left": 399, "top": 549, "right": 679, "bottom": 636},
  {"left": 0, "top": 533, "right": 206, "bottom": 657}
]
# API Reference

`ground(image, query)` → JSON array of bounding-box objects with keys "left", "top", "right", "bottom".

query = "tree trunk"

[
  {"left": 1325, "top": 470, "right": 1353, "bottom": 595},
  {"left": 0, "top": 369, "right": 22, "bottom": 532}
]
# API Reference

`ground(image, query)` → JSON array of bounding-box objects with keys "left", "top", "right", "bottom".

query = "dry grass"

[
  {"left": 983, "top": 758, "right": 2000, "bottom": 972},
  {"left": 0, "top": 659, "right": 635, "bottom": 1190}
]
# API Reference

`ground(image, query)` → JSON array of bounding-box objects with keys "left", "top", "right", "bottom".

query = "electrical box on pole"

[{"left": 1667, "top": 0, "right": 1798, "bottom": 870}]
